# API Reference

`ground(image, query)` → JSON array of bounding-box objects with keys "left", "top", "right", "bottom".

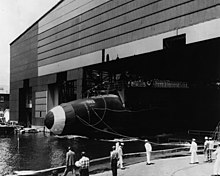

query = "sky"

[{"left": 0, "top": 0, "right": 60, "bottom": 87}]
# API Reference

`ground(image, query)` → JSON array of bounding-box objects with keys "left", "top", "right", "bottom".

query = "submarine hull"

[{"left": 44, "top": 90, "right": 220, "bottom": 139}]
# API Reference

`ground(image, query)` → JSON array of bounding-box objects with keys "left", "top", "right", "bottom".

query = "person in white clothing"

[
  {"left": 213, "top": 143, "right": 220, "bottom": 175},
  {"left": 189, "top": 138, "right": 199, "bottom": 164},
  {"left": 208, "top": 137, "right": 214, "bottom": 162},
  {"left": 115, "top": 142, "right": 120, "bottom": 152},
  {"left": 117, "top": 143, "right": 125, "bottom": 169},
  {"left": 144, "top": 139, "right": 152, "bottom": 165},
  {"left": 204, "top": 136, "right": 209, "bottom": 162}
]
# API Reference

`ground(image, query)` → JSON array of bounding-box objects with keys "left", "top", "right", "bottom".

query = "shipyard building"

[{"left": 10, "top": 0, "right": 220, "bottom": 133}]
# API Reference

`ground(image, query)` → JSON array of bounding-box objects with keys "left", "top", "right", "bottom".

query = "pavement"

[
  {"left": 14, "top": 154, "right": 214, "bottom": 176},
  {"left": 92, "top": 155, "right": 214, "bottom": 176}
]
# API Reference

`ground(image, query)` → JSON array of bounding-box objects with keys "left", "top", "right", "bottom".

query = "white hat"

[
  {"left": 205, "top": 136, "right": 208, "bottom": 140},
  {"left": 75, "top": 161, "right": 81, "bottom": 167},
  {"left": 192, "top": 138, "right": 195, "bottom": 141},
  {"left": 145, "top": 139, "right": 148, "bottom": 142}
]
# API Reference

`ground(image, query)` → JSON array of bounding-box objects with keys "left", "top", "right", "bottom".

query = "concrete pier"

[
  {"left": 92, "top": 155, "right": 213, "bottom": 176},
  {"left": 13, "top": 146, "right": 214, "bottom": 176}
]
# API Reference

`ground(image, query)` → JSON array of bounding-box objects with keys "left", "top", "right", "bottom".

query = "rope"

[
  {"left": 92, "top": 106, "right": 158, "bottom": 113},
  {"left": 88, "top": 95, "right": 107, "bottom": 126},
  {"left": 76, "top": 113, "right": 189, "bottom": 147},
  {"left": 75, "top": 101, "right": 142, "bottom": 140},
  {"left": 76, "top": 114, "right": 130, "bottom": 138},
  {"left": 70, "top": 95, "right": 191, "bottom": 147}
]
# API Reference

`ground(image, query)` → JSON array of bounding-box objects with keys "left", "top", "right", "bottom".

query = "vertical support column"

[{"left": 67, "top": 68, "right": 83, "bottom": 99}]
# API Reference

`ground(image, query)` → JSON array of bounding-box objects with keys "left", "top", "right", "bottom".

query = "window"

[
  {"left": 59, "top": 80, "right": 77, "bottom": 103},
  {"left": 163, "top": 34, "right": 186, "bottom": 49}
]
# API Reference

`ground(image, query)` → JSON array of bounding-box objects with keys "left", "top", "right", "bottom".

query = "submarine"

[
  {"left": 44, "top": 93, "right": 162, "bottom": 138},
  {"left": 44, "top": 87, "right": 220, "bottom": 139},
  {"left": 44, "top": 94, "right": 133, "bottom": 138}
]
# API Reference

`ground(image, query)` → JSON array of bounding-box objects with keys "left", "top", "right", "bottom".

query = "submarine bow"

[{"left": 44, "top": 94, "right": 125, "bottom": 136}]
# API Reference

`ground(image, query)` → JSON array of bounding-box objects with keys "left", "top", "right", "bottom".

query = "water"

[{"left": 0, "top": 133, "right": 146, "bottom": 176}]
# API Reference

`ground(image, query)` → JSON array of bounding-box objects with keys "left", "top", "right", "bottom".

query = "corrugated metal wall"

[{"left": 37, "top": 0, "right": 219, "bottom": 69}]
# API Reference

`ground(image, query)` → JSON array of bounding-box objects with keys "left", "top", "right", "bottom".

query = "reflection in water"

[
  {"left": 0, "top": 133, "right": 67, "bottom": 175},
  {"left": 0, "top": 133, "right": 146, "bottom": 175}
]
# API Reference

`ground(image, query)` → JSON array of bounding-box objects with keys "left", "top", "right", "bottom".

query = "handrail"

[{"left": 12, "top": 145, "right": 194, "bottom": 176}]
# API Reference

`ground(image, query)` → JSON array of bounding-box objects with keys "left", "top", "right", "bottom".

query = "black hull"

[{"left": 45, "top": 91, "right": 220, "bottom": 139}]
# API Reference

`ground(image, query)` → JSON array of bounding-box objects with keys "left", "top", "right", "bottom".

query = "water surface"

[{"left": 0, "top": 133, "right": 146, "bottom": 175}]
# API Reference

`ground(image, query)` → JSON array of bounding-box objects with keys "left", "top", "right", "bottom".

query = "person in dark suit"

[
  {"left": 110, "top": 146, "right": 119, "bottom": 176},
  {"left": 62, "top": 146, "right": 76, "bottom": 176}
]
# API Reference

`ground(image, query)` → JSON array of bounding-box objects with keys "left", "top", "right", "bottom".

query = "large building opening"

[{"left": 82, "top": 36, "right": 220, "bottom": 135}]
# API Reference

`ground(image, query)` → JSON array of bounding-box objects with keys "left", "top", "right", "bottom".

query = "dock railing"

[{"left": 12, "top": 144, "right": 199, "bottom": 176}]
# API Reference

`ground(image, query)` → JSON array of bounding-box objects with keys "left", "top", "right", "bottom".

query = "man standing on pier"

[
  {"left": 189, "top": 138, "right": 199, "bottom": 164},
  {"left": 118, "top": 143, "right": 125, "bottom": 169},
  {"left": 63, "top": 146, "right": 76, "bottom": 176},
  {"left": 213, "top": 143, "right": 220, "bottom": 175},
  {"left": 144, "top": 139, "right": 152, "bottom": 165},
  {"left": 208, "top": 137, "right": 214, "bottom": 162},
  {"left": 204, "top": 136, "right": 209, "bottom": 162},
  {"left": 110, "top": 146, "right": 119, "bottom": 176}
]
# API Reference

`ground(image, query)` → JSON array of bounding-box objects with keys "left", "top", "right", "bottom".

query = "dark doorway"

[{"left": 19, "top": 80, "right": 32, "bottom": 127}]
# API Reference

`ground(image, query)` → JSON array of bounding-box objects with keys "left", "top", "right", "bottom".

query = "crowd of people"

[
  {"left": 60, "top": 139, "right": 152, "bottom": 176},
  {"left": 60, "top": 136, "right": 220, "bottom": 176},
  {"left": 189, "top": 137, "right": 220, "bottom": 175}
]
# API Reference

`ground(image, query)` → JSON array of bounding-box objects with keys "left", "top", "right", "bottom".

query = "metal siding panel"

[
  {"left": 37, "top": 0, "right": 219, "bottom": 76},
  {"left": 9, "top": 110, "right": 19, "bottom": 121},
  {"left": 12, "top": 24, "right": 38, "bottom": 45},
  {"left": 35, "top": 91, "right": 47, "bottom": 98},
  {"left": 11, "top": 49, "right": 37, "bottom": 64},
  {"left": 10, "top": 23, "right": 38, "bottom": 83},
  {"left": 29, "top": 77, "right": 38, "bottom": 87},
  {"left": 10, "top": 81, "right": 23, "bottom": 90},
  {"left": 37, "top": 74, "right": 57, "bottom": 86},
  {"left": 11, "top": 62, "right": 38, "bottom": 74},
  {"left": 38, "top": 23, "right": 80, "bottom": 48},
  {"left": 38, "top": 0, "right": 198, "bottom": 62},
  {"left": 39, "top": 0, "right": 110, "bottom": 33},
  {"left": 38, "top": 41, "right": 80, "bottom": 60},
  {"left": 9, "top": 89, "right": 19, "bottom": 102},
  {"left": 35, "top": 105, "right": 46, "bottom": 112},
  {"left": 11, "top": 37, "right": 38, "bottom": 58},
  {"left": 38, "top": 0, "right": 156, "bottom": 50},
  {"left": 33, "top": 85, "right": 48, "bottom": 92},
  {"left": 38, "top": 51, "right": 102, "bottom": 76},
  {"left": 35, "top": 98, "right": 47, "bottom": 105},
  {"left": 38, "top": 48, "right": 81, "bottom": 66},
  {"left": 38, "top": 33, "right": 80, "bottom": 54},
  {"left": 35, "top": 111, "right": 41, "bottom": 118},
  {"left": 10, "top": 68, "right": 38, "bottom": 83},
  {"left": 9, "top": 100, "right": 19, "bottom": 112}
]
